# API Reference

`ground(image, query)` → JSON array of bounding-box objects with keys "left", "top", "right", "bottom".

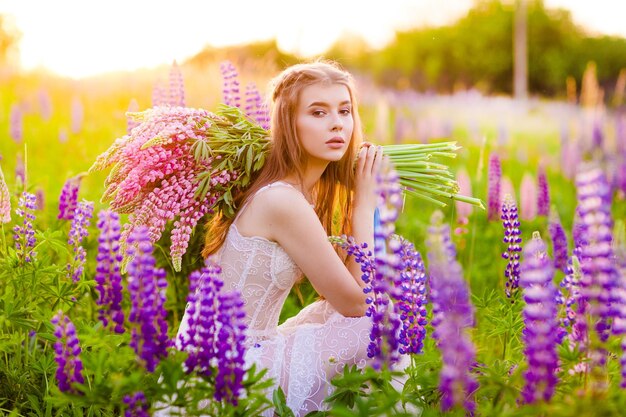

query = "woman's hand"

[{"left": 353, "top": 142, "right": 384, "bottom": 211}]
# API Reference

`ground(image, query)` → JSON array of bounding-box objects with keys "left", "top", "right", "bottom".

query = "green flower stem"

[{"left": 1, "top": 223, "right": 6, "bottom": 256}]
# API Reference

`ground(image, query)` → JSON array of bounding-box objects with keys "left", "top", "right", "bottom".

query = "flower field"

[{"left": 1, "top": 60, "right": 626, "bottom": 416}]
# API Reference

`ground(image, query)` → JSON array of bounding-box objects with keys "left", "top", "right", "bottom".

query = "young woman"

[{"left": 177, "top": 61, "right": 384, "bottom": 416}]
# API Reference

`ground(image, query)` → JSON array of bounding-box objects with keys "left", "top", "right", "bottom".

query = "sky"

[{"left": 1, "top": 0, "right": 625, "bottom": 79}]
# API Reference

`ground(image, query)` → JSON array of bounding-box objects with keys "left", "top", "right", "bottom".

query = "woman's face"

[{"left": 295, "top": 82, "right": 354, "bottom": 166}]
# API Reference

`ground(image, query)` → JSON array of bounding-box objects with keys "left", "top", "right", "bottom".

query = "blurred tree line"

[
  {"left": 327, "top": 0, "right": 626, "bottom": 101},
  {"left": 2, "top": 0, "right": 625, "bottom": 101}
]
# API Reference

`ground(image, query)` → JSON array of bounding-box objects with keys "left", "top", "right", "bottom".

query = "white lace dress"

[{"left": 176, "top": 182, "right": 373, "bottom": 416}]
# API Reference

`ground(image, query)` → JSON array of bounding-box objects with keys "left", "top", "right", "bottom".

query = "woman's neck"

[{"left": 283, "top": 162, "right": 328, "bottom": 204}]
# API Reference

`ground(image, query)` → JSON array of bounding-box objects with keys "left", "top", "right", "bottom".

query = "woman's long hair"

[{"left": 202, "top": 60, "right": 363, "bottom": 257}]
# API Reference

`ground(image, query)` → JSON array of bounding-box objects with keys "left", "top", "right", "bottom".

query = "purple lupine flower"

[
  {"left": 244, "top": 82, "right": 270, "bottom": 130},
  {"left": 58, "top": 176, "right": 82, "bottom": 220},
  {"left": 537, "top": 166, "right": 550, "bottom": 217},
  {"left": 365, "top": 164, "right": 404, "bottom": 370},
  {"left": 613, "top": 222, "right": 626, "bottom": 387},
  {"left": 51, "top": 311, "right": 85, "bottom": 393},
  {"left": 126, "top": 226, "right": 169, "bottom": 372},
  {"left": 13, "top": 192, "right": 37, "bottom": 264},
  {"left": 178, "top": 260, "right": 223, "bottom": 375},
  {"left": 15, "top": 153, "right": 25, "bottom": 186},
  {"left": 35, "top": 188, "right": 45, "bottom": 211},
  {"left": 575, "top": 166, "right": 619, "bottom": 368},
  {"left": 0, "top": 164, "right": 10, "bottom": 224},
  {"left": 220, "top": 61, "right": 241, "bottom": 108},
  {"left": 123, "top": 391, "right": 150, "bottom": 417},
  {"left": 560, "top": 256, "right": 584, "bottom": 345},
  {"left": 127, "top": 98, "right": 140, "bottom": 134},
  {"left": 95, "top": 210, "right": 125, "bottom": 333},
  {"left": 168, "top": 60, "right": 186, "bottom": 107},
  {"left": 592, "top": 119, "right": 603, "bottom": 149},
  {"left": 152, "top": 79, "right": 167, "bottom": 107},
  {"left": 395, "top": 236, "right": 428, "bottom": 355},
  {"left": 487, "top": 153, "right": 501, "bottom": 221},
  {"left": 214, "top": 290, "right": 247, "bottom": 406},
  {"left": 9, "top": 103, "right": 23, "bottom": 143},
  {"left": 501, "top": 195, "right": 522, "bottom": 298},
  {"left": 71, "top": 97, "right": 83, "bottom": 134},
  {"left": 548, "top": 207, "right": 569, "bottom": 274},
  {"left": 178, "top": 259, "right": 248, "bottom": 405},
  {"left": 426, "top": 210, "right": 478, "bottom": 414},
  {"left": 66, "top": 201, "right": 94, "bottom": 282},
  {"left": 38, "top": 88, "right": 53, "bottom": 121},
  {"left": 519, "top": 232, "right": 560, "bottom": 403}
]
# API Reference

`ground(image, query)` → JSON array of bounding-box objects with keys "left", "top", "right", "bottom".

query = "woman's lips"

[{"left": 326, "top": 137, "right": 345, "bottom": 149}]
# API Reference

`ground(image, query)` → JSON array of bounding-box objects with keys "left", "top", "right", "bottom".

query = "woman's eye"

[
  {"left": 312, "top": 110, "right": 325, "bottom": 117},
  {"left": 340, "top": 109, "right": 351, "bottom": 115}
]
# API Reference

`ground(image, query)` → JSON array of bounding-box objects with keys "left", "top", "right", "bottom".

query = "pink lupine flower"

[
  {"left": 487, "top": 153, "right": 501, "bottom": 221},
  {"left": 126, "top": 99, "right": 140, "bottom": 134},
  {"left": 91, "top": 106, "right": 235, "bottom": 271},
  {"left": 0, "top": 164, "right": 10, "bottom": 224},
  {"left": 500, "top": 175, "right": 515, "bottom": 206},
  {"left": 520, "top": 172, "right": 537, "bottom": 221},
  {"left": 152, "top": 80, "right": 167, "bottom": 107},
  {"left": 168, "top": 60, "right": 185, "bottom": 107}
]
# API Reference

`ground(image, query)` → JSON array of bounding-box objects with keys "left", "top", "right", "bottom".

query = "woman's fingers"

[
  {"left": 356, "top": 146, "right": 367, "bottom": 174},
  {"left": 372, "top": 146, "right": 384, "bottom": 175}
]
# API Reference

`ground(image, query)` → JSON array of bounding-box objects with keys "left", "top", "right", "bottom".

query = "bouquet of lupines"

[{"left": 91, "top": 94, "right": 483, "bottom": 272}]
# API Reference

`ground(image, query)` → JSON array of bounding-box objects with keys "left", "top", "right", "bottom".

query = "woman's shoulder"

[{"left": 250, "top": 182, "right": 311, "bottom": 215}]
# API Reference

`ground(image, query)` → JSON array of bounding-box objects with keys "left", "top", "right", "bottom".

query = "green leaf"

[{"left": 245, "top": 145, "right": 254, "bottom": 175}]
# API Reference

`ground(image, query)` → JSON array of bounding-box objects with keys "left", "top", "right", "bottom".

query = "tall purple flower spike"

[
  {"left": 519, "top": 232, "right": 560, "bottom": 404},
  {"left": 178, "top": 259, "right": 248, "bottom": 405},
  {"left": 67, "top": 201, "right": 94, "bottom": 282},
  {"left": 575, "top": 165, "right": 620, "bottom": 387},
  {"left": 427, "top": 210, "right": 478, "bottom": 414},
  {"left": 51, "top": 311, "right": 85, "bottom": 394},
  {"left": 58, "top": 175, "right": 82, "bottom": 221},
  {"left": 537, "top": 166, "right": 550, "bottom": 217},
  {"left": 13, "top": 191, "right": 37, "bottom": 265},
  {"left": 95, "top": 210, "right": 125, "bottom": 333},
  {"left": 548, "top": 206, "right": 568, "bottom": 274},
  {"left": 220, "top": 61, "right": 241, "bottom": 108},
  {"left": 126, "top": 226, "right": 170, "bottom": 372},
  {"left": 501, "top": 194, "right": 522, "bottom": 298}
]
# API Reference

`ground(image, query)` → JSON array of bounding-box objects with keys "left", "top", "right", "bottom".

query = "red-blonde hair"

[{"left": 202, "top": 60, "right": 363, "bottom": 257}]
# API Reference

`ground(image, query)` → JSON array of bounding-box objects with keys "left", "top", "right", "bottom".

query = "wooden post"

[{"left": 514, "top": 0, "right": 528, "bottom": 100}]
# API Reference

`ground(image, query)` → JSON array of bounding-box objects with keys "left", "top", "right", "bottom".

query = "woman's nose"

[{"left": 330, "top": 114, "right": 343, "bottom": 131}]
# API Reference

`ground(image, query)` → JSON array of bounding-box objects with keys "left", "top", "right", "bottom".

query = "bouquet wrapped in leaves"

[{"left": 91, "top": 102, "right": 482, "bottom": 272}]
